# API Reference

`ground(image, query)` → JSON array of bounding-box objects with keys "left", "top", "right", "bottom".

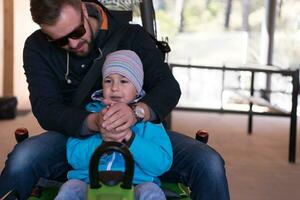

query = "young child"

[{"left": 55, "top": 50, "right": 173, "bottom": 200}]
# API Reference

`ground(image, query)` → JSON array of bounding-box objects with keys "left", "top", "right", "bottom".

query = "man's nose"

[{"left": 68, "top": 38, "right": 80, "bottom": 49}]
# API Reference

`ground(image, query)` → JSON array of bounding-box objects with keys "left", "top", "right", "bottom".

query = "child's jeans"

[{"left": 54, "top": 179, "right": 166, "bottom": 200}]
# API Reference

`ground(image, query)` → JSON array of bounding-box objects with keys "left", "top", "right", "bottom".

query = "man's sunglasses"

[{"left": 48, "top": 9, "right": 86, "bottom": 47}]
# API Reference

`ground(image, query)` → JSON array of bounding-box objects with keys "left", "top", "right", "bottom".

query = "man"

[{"left": 0, "top": 0, "right": 230, "bottom": 199}]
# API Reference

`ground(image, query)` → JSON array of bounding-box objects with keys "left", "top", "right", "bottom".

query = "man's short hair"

[{"left": 30, "top": 0, "right": 82, "bottom": 25}]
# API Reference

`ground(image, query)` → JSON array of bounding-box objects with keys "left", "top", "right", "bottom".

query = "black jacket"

[{"left": 23, "top": 4, "right": 181, "bottom": 136}]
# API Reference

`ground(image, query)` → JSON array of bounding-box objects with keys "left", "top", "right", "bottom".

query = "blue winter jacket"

[{"left": 67, "top": 101, "right": 173, "bottom": 185}]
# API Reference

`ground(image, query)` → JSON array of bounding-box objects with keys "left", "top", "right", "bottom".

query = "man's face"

[{"left": 41, "top": 4, "right": 93, "bottom": 57}]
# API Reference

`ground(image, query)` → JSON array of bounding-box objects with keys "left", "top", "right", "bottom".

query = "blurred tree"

[
  {"left": 242, "top": 0, "right": 250, "bottom": 31},
  {"left": 224, "top": 0, "right": 250, "bottom": 31},
  {"left": 153, "top": 0, "right": 166, "bottom": 10},
  {"left": 205, "top": 0, "right": 212, "bottom": 9},
  {"left": 175, "top": 0, "right": 186, "bottom": 32},
  {"left": 277, "top": 0, "right": 283, "bottom": 17},
  {"left": 224, "top": 0, "right": 232, "bottom": 29}
]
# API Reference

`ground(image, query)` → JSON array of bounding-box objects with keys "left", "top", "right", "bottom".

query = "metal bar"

[
  {"left": 224, "top": 87, "right": 291, "bottom": 95},
  {"left": 170, "top": 64, "right": 294, "bottom": 75},
  {"left": 174, "top": 107, "right": 291, "bottom": 117},
  {"left": 289, "top": 69, "right": 299, "bottom": 163},
  {"left": 248, "top": 72, "right": 255, "bottom": 134},
  {"left": 221, "top": 66, "right": 225, "bottom": 110},
  {"left": 139, "top": 0, "right": 155, "bottom": 36},
  {"left": 172, "top": 62, "right": 298, "bottom": 163}
]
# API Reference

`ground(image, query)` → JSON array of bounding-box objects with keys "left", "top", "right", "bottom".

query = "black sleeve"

[
  {"left": 126, "top": 25, "right": 181, "bottom": 122},
  {"left": 23, "top": 36, "right": 89, "bottom": 137}
]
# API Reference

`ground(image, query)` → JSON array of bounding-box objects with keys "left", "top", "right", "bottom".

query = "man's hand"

[
  {"left": 86, "top": 109, "right": 108, "bottom": 133},
  {"left": 85, "top": 107, "right": 132, "bottom": 142},
  {"left": 86, "top": 104, "right": 113, "bottom": 132},
  {"left": 101, "top": 99, "right": 137, "bottom": 132}
]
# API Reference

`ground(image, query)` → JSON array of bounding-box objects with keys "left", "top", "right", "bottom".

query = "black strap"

[
  {"left": 72, "top": 26, "right": 129, "bottom": 107},
  {"left": 146, "top": 32, "right": 171, "bottom": 54}
]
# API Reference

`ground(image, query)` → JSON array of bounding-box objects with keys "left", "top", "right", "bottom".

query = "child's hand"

[
  {"left": 101, "top": 128, "right": 132, "bottom": 143},
  {"left": 102, "top": 98, "right": 115, "bottom": 107}
]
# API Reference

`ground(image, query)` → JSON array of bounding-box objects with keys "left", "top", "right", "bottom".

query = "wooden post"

[{"left": 3, "top": 0, "right": 14, "bottom": 96}]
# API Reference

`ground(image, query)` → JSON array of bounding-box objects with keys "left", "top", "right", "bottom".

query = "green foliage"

[
  {"left": 206, "top": 1, "right": 221, "bottom": 17},
  {"left": 154, "top": 0, "right": 300, "bottom": 68},
  {"left": 183, "top": 0, "right": 224, "bottom": 32},
  {"left": 155, "top": 11, "right": 177, "bottom": 39}
]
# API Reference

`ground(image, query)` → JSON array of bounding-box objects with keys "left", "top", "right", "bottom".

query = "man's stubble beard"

[{"left": 71, "top": 38, "right": 94, "bottom": 57}]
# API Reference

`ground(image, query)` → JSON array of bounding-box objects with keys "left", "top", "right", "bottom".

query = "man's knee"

[
  {"left": 194, "top": 146, "right": 225, "bottom": 179},
  {"left": 203, "top": 148, "right": 226, "bottom": 176},
  {"left": 5, "top": 142, "right": 40, "bottom": 175},
  {"left": 4, "top": 131, "right": 68, "bottom": 176},
  {"left": 187, "top": 143, "right": 226, "bottom": 177}
]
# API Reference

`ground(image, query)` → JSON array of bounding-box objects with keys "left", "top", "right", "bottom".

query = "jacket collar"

[{"left": 91, "top": 89, "right": 146, "bottom": 104}]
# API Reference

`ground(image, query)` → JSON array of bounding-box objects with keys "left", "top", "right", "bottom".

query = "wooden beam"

[{"left": 3, "top": 0, "right": 14, "bottom": 96}]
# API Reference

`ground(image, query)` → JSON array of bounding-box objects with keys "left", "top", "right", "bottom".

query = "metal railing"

[{"left": 170, "top": 63, "right": 299, "bottom": 163}]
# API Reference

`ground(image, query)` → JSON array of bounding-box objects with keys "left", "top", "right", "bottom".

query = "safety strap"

[{"left": 72, "top": 26, "right": 129, "bottom": 107}]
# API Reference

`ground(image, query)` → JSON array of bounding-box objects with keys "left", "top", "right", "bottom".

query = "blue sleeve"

[
  {"left": 85, "top": 101, "right": 106, "bottom": 112},
  {"left": 67, "top": 101, "right": 106, "bottom": 169},
  {"left": 67, "top": 135, "right": 103, "bottom": 170},
  {"left": 130, "top": 122, "right": 173, "bottom": 177}
]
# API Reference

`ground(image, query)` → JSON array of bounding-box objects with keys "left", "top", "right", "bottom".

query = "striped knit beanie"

[{"left": 102, "top": 50, "right": 144, "bottom": 94}]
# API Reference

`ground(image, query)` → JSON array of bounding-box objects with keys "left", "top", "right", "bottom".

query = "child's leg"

[
  {"left": 135, "top": 182, "right": 166, "bottom": 200},
  {"left": 55, "top": 179, "right": 87, "bottom": 200}
]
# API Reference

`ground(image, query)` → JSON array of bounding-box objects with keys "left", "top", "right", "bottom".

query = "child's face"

[{"left": 102, "top": 74, "right": 137, "bottom": 104}]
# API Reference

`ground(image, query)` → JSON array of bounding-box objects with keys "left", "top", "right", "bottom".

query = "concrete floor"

[
  {"left": 1, "top": 110, "right": 300, "bottom": 200},
  {"left": 171, "top": 110, "right": 300, "bottom": 200}
]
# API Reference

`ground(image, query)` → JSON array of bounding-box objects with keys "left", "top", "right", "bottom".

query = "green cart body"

[{"left": 25, "top": 142, "right": 191, "bottom": 200}]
